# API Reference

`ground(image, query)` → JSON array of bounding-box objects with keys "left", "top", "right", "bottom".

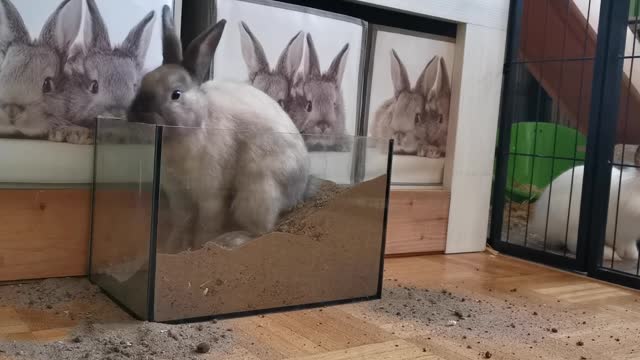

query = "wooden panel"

[
  {"left": 0, "top": 189, "right": 91, "bottom": 281},
  {"left": 385, "top": 190, "right": 450, "bottom": 255},
  {"left": 520, "top": 0, "right": 640, "bottom": 144}
]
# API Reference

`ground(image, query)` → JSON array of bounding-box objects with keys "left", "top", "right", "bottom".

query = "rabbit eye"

[
  {"left": 171, "top": 90, "right": 182, "bottom": 101},
  {"left": 90, "top": 80, "right": 99, "bottom": 94},
  {"left": 305, "top": 100, "right": 312, "bottom": 112},
  {"left": 277, "top": 99, "right": 285, "bottom": 108},
  {"left": 414, "top": 113, "right": 422, "bottom": 125},
  {"left": 42, "top": 77, "right": 54, "bottom": 93}
]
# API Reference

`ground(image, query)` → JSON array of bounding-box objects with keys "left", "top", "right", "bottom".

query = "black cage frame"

[{"left": 490, "top": 0, "right": 640, "bottom": 290}]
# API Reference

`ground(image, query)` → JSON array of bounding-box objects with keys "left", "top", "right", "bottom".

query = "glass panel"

[
  {"left": 500, "top": 59, "right": 593, "bottom": 257},
  {"left": 153, "top": 127, "right": 390, "bottom": 321},
  {"left": 90, "top": 117, "right": 156, "bottom": 319}
]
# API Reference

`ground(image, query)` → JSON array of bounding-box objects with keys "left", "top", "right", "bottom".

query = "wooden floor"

[{"left": 2, "top": 252, "right": 640, "bottom": 359}]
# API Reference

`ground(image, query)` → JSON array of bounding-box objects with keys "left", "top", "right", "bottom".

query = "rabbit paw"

[
  {"left": 66, "top": 126, "right": 95, "bottom": 145},
  {"left": 49, "top": 126, "right": 94, "bottom": 145},
  {"left": 209, "top": 231, "right": 255, "bottom": 250},
  {"left": 417, "top": 145, "right": 442, "bottom": 158},
  {"left": 603, "top": 245, "right": 623, "bottom": 262}
]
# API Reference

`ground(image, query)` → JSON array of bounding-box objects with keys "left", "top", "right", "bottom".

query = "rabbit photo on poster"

[
  {"left": 50, "top": 0, "right": 156, "bottom": 144},
  {"left": 128, "top": 6, "right": 312, "bottom": 252},
  {"left": 529, "top": 146, "right": 640, "bottom": 262},
  {"left": 371, "top": 50, "right": 451, "bottom": 158},
  {"left": 0, "top": 0, "right": 82, "bottom": 139},
  {"left": 239, "top": 21, "right": 304, "bottom": 110},
  {"left": 289, "top": 33, "right": 351, "bottom": 152}
]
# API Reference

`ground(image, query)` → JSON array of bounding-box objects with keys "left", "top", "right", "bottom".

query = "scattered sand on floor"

[
  {"left": 0, "top": 279, "right": 234, "bottom": 360},
  {"left": 2, "top": 270, "right": 640, "bottom": 359}
]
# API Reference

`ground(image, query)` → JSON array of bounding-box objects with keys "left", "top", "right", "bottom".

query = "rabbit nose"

[
  {"left": 2, "top": 104, "right": 25, "bottom": 121},
  {"left": 394, "top": 132, "right": 405, "bottom": 143}
]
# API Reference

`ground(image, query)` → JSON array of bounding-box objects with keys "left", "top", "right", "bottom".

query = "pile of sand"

[{"left": 154, "top": 176, "right": 387, "bottom": 321}]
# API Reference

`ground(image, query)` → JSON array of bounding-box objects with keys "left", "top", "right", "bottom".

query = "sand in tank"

[{"left": 153, "top": 175, "right": 388, "bottom": 321}]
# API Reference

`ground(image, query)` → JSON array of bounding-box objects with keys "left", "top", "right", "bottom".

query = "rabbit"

[
  {"left": 371, "top": 51, "right": 451, "bottom": 158},
  {"left": 49, "top": 0, "right": 156, "bottom": 145},
  {"left": 529, "top": 146, "right": 640, "bottom": 262},
  {"left": 239, "top": 21, "right": 304, "bottom": 109},
  {"left": 0, "top": 0, "right": 82, "bottom": 140},
  {"left": 127, "top": 6, "right": 311, "bottom": 253},
  {"left": 289, "top": 33, "right": 351, "bottom": 152}
]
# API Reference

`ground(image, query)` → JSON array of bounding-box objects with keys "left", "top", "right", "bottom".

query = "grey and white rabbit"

[
  {"left": 239, "top": 21, "right": 304, "bottom": 109},
  {"left": 289, "top": 34, "right": 351, "bottom": 152},
  {"left": 50, "top": 0, "right": 156, "bottom": 144},
  {"left": 371, "top": 51, "right": 451, "bottom": 158},
  {"left": 127, "top": 6, "right": 311, "bottom": 252},
  {"left": 0, "top": 0, "right": 82, "bottom": 139},
  {"left": 529, "top": 146, "right": 640, "bottom": 261}
]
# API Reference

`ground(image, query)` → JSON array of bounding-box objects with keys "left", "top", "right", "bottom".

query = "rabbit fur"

[
  {"left": 51, "top": 0, "right": 156, "bottom": 144},
  {"left": 239, "top": 21, "right": 304, "bottom": 110},
  {"left": 371, "top": 50, "right": 451, "bottom": 158},
  {"left": 0, "top": 0, "right": 81, "bottom": 139},
  {"left": 288, "top": 34, "right": 351, "bottom": 152},
  {"left": 529, "top": 146, "right": 640, "bottom": 262},
  {"left": 127, "top": 6, "right": 311, "bottom": 252}
]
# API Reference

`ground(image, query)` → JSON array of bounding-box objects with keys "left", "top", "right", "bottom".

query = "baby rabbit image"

[
  {"left": 530, "top": 146, "right": 640, "bottom": 262},
  {"left": 371, "top": 50, "right": 451, "bottom": 158},
  {"left": 0, "top": 0, "right": 82, "bottom": 139},
  {"left": 290, "top": 34, "right": 351, "bottom": 152},
  {"left": 239, "top": 21, "right": 304, "bottom": 109},
  {"left": 128, "top": 6, "right": 311, "bottom": 252},
  {"left": 50, "top": 0, "right": 156, "bottom": 144}
]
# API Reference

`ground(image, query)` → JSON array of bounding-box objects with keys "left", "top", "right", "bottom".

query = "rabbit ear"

[
  {"left": 390, "top": 49, "right": 410, "bottom": 97},
  {"left": 161, "top": 5, "right": 182, "bottom": 65},
  {"left": 39, "top": 0, "right": 82, "bottom": 54},
  {"left": 417, "top": 55, "right": 451, "bottom": 102},
  {"left": 84, "top": 0, "right": 111, "bottom": 50},
  {"left": 239, "top": 21, "right": 269, "bottom": 79},
  {"left": 121, "top": 11, "right": 156, "bottom": 70},
  {"left": 183, "top": 19, "right": 226, "bottom": 83},
  {"left": 0, "top": 0, "right": 30, "bottom": 57},
  {"left": 275, "top": 30, "right": 304, "bottom": 80},
  {"left": 305, "top": 33, "right": 321, "bottom": 78},
  {"left": 326, "top": 43, "right": 349, "bottom": 84}
]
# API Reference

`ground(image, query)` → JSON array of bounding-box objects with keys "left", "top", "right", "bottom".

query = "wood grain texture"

[
  {"left": 0, "top": 189, "right": 91, "bottom": 281},
  {"left": 385, "top": 190, "right": 450, "bottom": 255},
  {"left": 3, "top": 253, "right": 640, "bottom": 359}
]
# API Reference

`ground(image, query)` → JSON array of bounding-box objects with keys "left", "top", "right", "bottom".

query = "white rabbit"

[
  {"left": 371, "top": 50, "right": 451, "bottom": 158},
  {"left": 529, "top": 147, "right": 640, "bottom": 262},
  {"left": 0, "top": 0, "right": 82, "bottom": 139},
  {"left": 239, "top": 21, "right": 304, "bottom": 109},
  {"left": 127, "top": 6, "right": 311, "bottom": 252}
]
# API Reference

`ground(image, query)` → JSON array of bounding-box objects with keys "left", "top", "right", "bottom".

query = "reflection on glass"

[{"left": 90, "top": 117, "right": 156, "bottom": 319}]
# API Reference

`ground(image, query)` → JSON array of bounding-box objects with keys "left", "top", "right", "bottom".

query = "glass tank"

[{"left": 90, "top": 117, "right": 393, "bottom": 322}]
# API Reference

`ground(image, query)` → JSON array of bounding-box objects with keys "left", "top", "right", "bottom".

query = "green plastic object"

[{"left": 505, "top": 122, "right": 587, "bottom": 203}]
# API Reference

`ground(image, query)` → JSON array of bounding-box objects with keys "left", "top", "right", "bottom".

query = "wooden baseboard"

[
  {"left": 0, "top": 189, "right": 91, "bottom": 282},
  {"left": 384, "top": 189, "right": 451, "bottom": 256}
]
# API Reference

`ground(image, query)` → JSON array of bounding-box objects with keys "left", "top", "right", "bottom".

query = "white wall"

[{"left": 356, "top": 0, "right": 510, "bottom": 253}]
